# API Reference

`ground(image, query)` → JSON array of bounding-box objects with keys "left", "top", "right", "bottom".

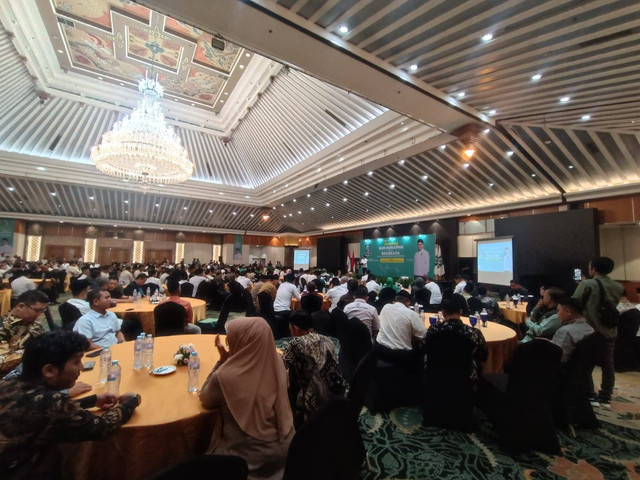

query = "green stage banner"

[
  {"left": 361, "top": 234, "right": 436, "bottom": 278},
  {"left": 233, "top": 234, "right": 243, "bottom": 262},
  {"left": 0, "top": 219, "right": 14, "bottom": 258}
]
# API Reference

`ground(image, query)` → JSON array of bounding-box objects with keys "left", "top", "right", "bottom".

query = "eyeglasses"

[{"left": 25, "top": 304, "right": 47, "bottom": 314}]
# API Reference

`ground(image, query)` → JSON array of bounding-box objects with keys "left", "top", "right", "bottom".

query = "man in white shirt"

[
  {"left": 66, "top": 278, "right": 91, "bottom": 316},
  {"left": 0, "top": 238, "right": 13, "bottom": 257},
  {"left": 189, "top": 268, "right": 208, "bottom": 297},
  {"left": 119, "top": 266, "right": 134, "bottom": 286},
  {"left": 324, "top": 277, "right": 346, "bottom": 312},
  {"left": 236, "top": 269, "right": 252, "bottom": 289},
  {"left": 413, "top": 238, "right": 430, "bottom": 278},
  {"left": 274, "top": 273, "right": 301, "bottom": 313},
  {"left": 145, "top": 268, "right": 164, "bottom": 294},
  {"left": 453, "top": 274, "right": 467, "bottom": 295},
  {"left": 425, "top": 277, "right": 443, "bottom": 306},
  {"left": 365, "top": 273, "right": 380, "bottom": 294},
  {"left": 300, "top": 269, "right": 317, "bottom": 287},
  {"left": 342, "top": 286, "right": 379, "bottom": 340},
  {"left": 10, "top": 271, "right": 36, "bottom": 301},
  {"left": 73, "top": 290, "right": 124, "bottom": 350},
  {"left": 376, "top": 291, "right": 426, "bottom": 352}
]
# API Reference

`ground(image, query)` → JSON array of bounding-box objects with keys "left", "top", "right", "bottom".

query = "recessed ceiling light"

[
  {"left": 293, "top": 199, "right": 297, "bottom": 202},
  {"left": 317, "top": 167, "right": 322, "bottom": 172},
  {"left": 7, "top": 187, "right": 14, "bottom": 191},
  {"left": 506, "top": 151, "right": 513, "bottom": 156},
  {"left": 250, "top": 214, "right": 255, "bottom": 217},
  {"left": 57, "top": 49, "right": 64, "bottom": 53},
  {"left": 298, "top": 211, "right": 301, "bottom": 214},
  {"left": 272, "top": 206, "right": 276, "bottom": 210},
  {"left": 220, "top": 100, "right": 224, "bottom": 103},
  {"left": 367, "top": 171, "right": 373, "bottom": 176},
  {"left": 462, "top": 163, "right": 470, "bottom": 169},
  {"left": 125, "top": 210, "right": 128, "bottom": 214},
  {"left": 219, "top": 192, "right": 223, "bottom": 195},
  {"left": 343, "top": 180, "right": 348, "bottom": 185},
  {"left": 245, "top": 52, "right": 251, "bottom": 57},
  {"left": 98, "top": 76, "right": 103, "bottom": 80},
  {"left": 483, "top": 129, "right": 490, "bottom": 134},
  {"left": 409, "top": 64, "right": 418, "bottom": 71},
  {"left": 531, "top": 173, "right": 537, "bottom": 177},
  {"left": 208, "top": 209, "right": 212, "bottom": 212},
  {"left": 489, "top": 183, "right": 494, "bottom": 187},
  {"left": 581, "top": 114, "right": 591, "bottom": 121},
  {"left": 339, "top": 25, "right": 349, "bottom": 34},
  {"left": 307, "top": 193, "right": 311, "bottom": 197},
  {"left": 323, "top": 187, "right": 328, "bottom": 192},
  {"left": 531, "top": 73, "right": 542, "bottom": 81},
  {"left": 245, "top": 195, "right": 250, "bottom": 198},
  {"left": 224, "top": 92, "right": 228, "bottom": 96},
  {"left": 482, "top": 33, "right": 493, "bottom": 42},
  {"left": 456, "top": 91, "right": 465, "bottom": 98},
  {"left": 123, "top": 179, "right": 128, "bottom": 182},
  {"left": 326, "top": 203, "right": 330, "bottom": 207},
  {"left": 364, "top": 191, "right": 369, "bottom": 196},
  {"left": 183, "top": 206, "right": 188, "bottom": 210},
  {"left": 389, "top": 184, "right": 395, "bottom": 189},
  {"left": 447, "top": 192, "right": 452, "bottom": 195},
  {"left": 439, "top": 145, "right": 446, "bottom": 150},
  {"left": 398, "top": 160, "right": 405, "bottom": 165},
  {"left": 124, "top": 200, "right": 129, "bottom": 204},
  {"left": 568, "top": 165, "right": 574, "bottom": 169},
  {"left": 119, "top": 83, "right": 124, "bottom": 86},
  {"left": 158, "top": 184, "right": 164, "bottom": 187},
  {"left": 36, "top": 166, "right": 46, "bottom": 171},
  {"left": 288, "top": 213, "right": 292, "bottom": 217},
  {"left": 560, "top": 96, "right": 570, "bottom": 103},
  {"left": 488, "top": 109, "right": 497, "bottom": 116},
  {"left": 191, "top": 103, "right": 195, "bottom": 106},
  {"left": 422, "top": 175, "right": 428, "bottom": 180},
  {"left": 310, "top": 207, "right": 315, "bottom": 211},
  {"left": 343, "top": 198, "right": 347, "bottom": 202},
  {"left": 89, "top": 196, "right": 95, "bottom": 200},
  {"left": 50, "top": 192, "right": 56, "bottom": 196},
  {"left": 239, "top": 65, "right": 244, "bottom": 69}
]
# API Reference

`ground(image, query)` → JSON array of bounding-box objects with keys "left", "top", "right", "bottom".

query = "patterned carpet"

[{"left": 358, "top": 370, "right": 640, "bottom": 480}]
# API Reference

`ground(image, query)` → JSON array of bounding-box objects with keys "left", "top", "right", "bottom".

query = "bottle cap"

[
  {"left": 146, "top": 334, "right": 152, "bottom": 338},
  {"left": 112, "top": 360, "right": 119, "bottom": 365},
  {"left": 191, "top": 352, "right": 198, "bottom": 356}
]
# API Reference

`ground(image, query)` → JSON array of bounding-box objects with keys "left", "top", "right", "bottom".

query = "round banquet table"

[
  {"left": 498, "top": 301, "right": 528, "bottom": 325},
  {"left": 60, "top": 334, "right": 221, "bottom": 480},
  {"left": 0, "top": 288, "right": 10, "bottom": 316},
  {"left": 424, "top": 316, "right": 517, "bottom": 374},
  {"left": 108, "top": 298, "right": 207, "bottom": 335}
]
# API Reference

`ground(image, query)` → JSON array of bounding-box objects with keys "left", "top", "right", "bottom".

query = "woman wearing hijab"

[{"left": 200, "top": 317, "right": 294, "bottom": 480}]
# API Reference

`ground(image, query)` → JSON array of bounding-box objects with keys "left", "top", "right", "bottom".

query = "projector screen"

[
  {"left": 476, "top": 237, "right": 514, "bottom": 286},
  {"left": 293, "top": 249, "right": 310, "bottom": 271}
]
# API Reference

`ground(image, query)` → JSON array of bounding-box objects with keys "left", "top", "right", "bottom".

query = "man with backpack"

[{"left": 572, "top": 257, "right": 624, "bottom": 408}]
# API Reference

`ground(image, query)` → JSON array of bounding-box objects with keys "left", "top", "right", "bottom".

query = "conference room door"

[{"left": 98, "top": 247, "right": 130, "bottom": 265}]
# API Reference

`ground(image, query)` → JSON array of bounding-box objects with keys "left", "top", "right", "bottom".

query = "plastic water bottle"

[
  {"left": 107, "top": 360, "right": 121, "bottom": 395},
  {"left": 145, "top": 287, "right": 151, "bottom": 298},
  {"left": 187, "top": 352, "right": 200, "bottom": 393},
  {"left": 99, "top": 347, "right": 111, "bottom": 383},
  {"left": 419, "top": 306, "right": 425, "bottom": 323},
  {"left": 143, "top": 334, "right": 154, "bottom": 369},
  {"left": 133, "top": 334, "right": 144, "bottom": 370},
  {"left": 505, "top": 295, "right": 512, "bottom": 309},
  {"left": 132, "top": 290, "right": 139, "bottom": 304}
]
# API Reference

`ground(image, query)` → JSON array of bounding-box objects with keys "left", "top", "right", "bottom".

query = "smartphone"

[
  {"left": 83, "top": 361, "right": 95, "bottom": 371},
  {"left": 86, "top": 349, "right": 103, "bottom": 358},
  {"left": 573, "top": 268, "right": 582, "bottom": 281}
]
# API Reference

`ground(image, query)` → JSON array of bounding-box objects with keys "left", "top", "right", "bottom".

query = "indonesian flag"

[
  {"left": 346, "top": 252, "right": 351, "bottom": 271},
  {"left": 351, "top": 251, "right": 356, "bottom": 270}
]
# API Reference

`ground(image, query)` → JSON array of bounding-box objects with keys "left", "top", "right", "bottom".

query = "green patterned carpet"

[{"left": 358, "top": 370, "right": 640, "bottom": 480}]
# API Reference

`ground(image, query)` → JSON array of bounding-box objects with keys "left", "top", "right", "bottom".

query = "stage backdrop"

[{"left": 361, "top": 234, "right": 436, "bottom": 278}]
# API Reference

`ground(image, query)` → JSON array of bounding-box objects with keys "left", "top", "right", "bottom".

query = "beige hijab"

[{"left": 216, "top": 317, "right": 293, "bottom": 441}]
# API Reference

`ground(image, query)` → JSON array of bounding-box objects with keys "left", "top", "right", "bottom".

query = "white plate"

[{"left": 151, "top": 365, "right": 176, "bottom": 375}]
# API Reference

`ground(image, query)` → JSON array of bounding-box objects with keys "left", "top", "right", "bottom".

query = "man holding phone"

[{"left": 0, "top": 330, "right": 140, "bottom": 478}]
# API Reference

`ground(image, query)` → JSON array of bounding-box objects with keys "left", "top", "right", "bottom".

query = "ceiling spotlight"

[
  {"left": 531, "top": 73, "right": 542, "bottom": 81},
  {"left": 487, "top": 109, "right": 496, "bottom": 116},
  {"left": 489, "top": 183, "right": 494, "bottom": 187},
  {"left": 364, "top": 192, "right": 369, "bottom": 196},
  {"left": 343, "top": 180, "right": 348, "bottom": 185},
  {"left": 481, "top": 33, "right": 493, "bottom": 42},
  {"left": 398, "top": 159, "right": 405, "bottom": 165},
  {"left": 306, "top": 193, "right": 311, "bottom": 197},
  {"left": 89, "top": 196, "right": 95, "bottom": 200},
  {"left": 456, "top": 91, "right": 465, "bottom": 98},
  {"left": 439, "top": 145, "right": 446, "bottom": 150},
  {"left": 506, "top": 151, "right": 513, "bottom": 156},
  {"left": 323, "top": 187, "right": 328, "bottom": 192},
  {"left": 462, "top": 163, "right": 470, "bottom": 169},
  {"left": 581, "top": 114, "right": 591, "bottom": 121},
  {"left": 293, "top": 199, "right": 297, "bottom": 202},
  {"left": 422, "top": 175, "right": 428, "bottom": 180},
  {"left": 326, "top": 203, "right": 330, "bottom": 207},
  {"left": 232, "top": 212, "right": 237, "bottom": 215},
  {"left": 483, "top": 128, "right": 490, "bottom": 134},
  {"left": 262, "top": 213, "right": 270, "bottom": 220},
  {"left": 343, "top": 198, "right": 347, "bottom": 202},
  {"left": 531, "top": 173, "right": 537, "bottom": 177},
  {"left": 339, "top": 25, "right": 349, "bottom": 34},
  {"left": 389, "top": 184, "right": 395, "bottom": 189},
  {"left": 36, "top": 166, "right": 46, "bottom": 171},
  {"left": 560, "top": 96, "right": 570, "bottom": 103},
  {"left": 367, "top": 171, "right": 373, "bottom": 176},
  {"left": 409, "top": 64, "right": 418, "bottom": 71},
  {"left": 7, "top": 187, "right": 14, "bottom": 191},
  {"left": 50, "top": 192, "right": 56, "bottom": 196},
  {"left": 568, "top": 165, "right": 574, "bottom": 169},
  {"left": 310, "top": 207, "right": 315, "bottom": 211}
]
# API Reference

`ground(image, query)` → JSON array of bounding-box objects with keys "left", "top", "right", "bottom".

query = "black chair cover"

[
  {"left": 179, "top": 282, "right": 194, "bottom": 297},
  {"left": 58, "top": 302, "right": 82, "bottom": 330},
  {"left": 615, "top": 309, "right": 640, "bottom": 372},
  {"left": 154, "top": 302, "right": 186, "bottom": 337},
  {"left": 311, "top": 311, "right": 335, "bottom": 338},
  {"left": 153, "top": 455, "right": 248, "bottom": 480},
  {"left": 300, "top": 294, "right": 323, "bottom": 313},
  {"left": 337, "top": 315, "right": 372, "bottom": 384}
]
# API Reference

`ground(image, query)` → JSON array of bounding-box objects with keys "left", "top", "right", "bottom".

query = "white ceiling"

[{"left": 1, "top": 0, "right": 639, "bottom": 235}]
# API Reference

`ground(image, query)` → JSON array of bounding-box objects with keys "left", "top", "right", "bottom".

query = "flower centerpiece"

[{"left": 174, "top": 343, "right": 195, "bottom": 366}]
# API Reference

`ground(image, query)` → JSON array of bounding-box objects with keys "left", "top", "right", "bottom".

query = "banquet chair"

[
  {"left": 348, "top": 350, "right": 377, "bottom": 414},
  {"left": 258, "top": 291, "right": 276, "bottom": 330},
  {"left": 336, "top": 315, "right": 372, "bottom": 384},
  {"left": 282, "top": 398, "right": 364, "bottom": 480},
  {"left": 467, "top": 297, "right": 484, "bottom": 316},
  {"left": 422, "top": 330, "right": 476, "bottom": 431},
  {"left": 44, "top": 307, "right": 60, "bottom": 332},
  {"left": 479, "top": 339, "right": 562, "bottom": 454},
  {"left": 311, "top": 310, "right": 335, "bottom": 337},
  {"left": 300, "top": 293, "right": 323, "bottom": 313},
  {"left": 154, "top": 302, "right": 187, "bottom": 337},
  {"left": 615, "top": 309, "right": 640, "bottom": 372},
  {"left": 413, "top": 288, "right": 430, "bottom": 308},
  {"left": 58, "top": 302, "right": 82, "bottom": 330},
  {"left": 179, "top": 282, "right": 194, "bottom": 297},
  {"left": 153, "top": 454, "right": 248, "bottom": 480}
]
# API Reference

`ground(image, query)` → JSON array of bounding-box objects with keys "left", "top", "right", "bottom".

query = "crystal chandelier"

[{"left": 90, "top": 76, "right": 193, "bottom": 189}]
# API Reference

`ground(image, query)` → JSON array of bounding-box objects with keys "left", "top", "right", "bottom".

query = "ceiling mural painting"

[{"left": 41, "top": 0, "right": 248, "bottom": 110}]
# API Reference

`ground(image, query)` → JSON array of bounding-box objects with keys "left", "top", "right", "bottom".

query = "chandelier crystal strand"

[{"left": 90, "top": 77, "right": 193, "bottom": 187}]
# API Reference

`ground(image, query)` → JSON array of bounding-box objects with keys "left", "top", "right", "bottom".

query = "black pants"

[{"left": 586, "top": 332, "right": 616, "bottom": 401}]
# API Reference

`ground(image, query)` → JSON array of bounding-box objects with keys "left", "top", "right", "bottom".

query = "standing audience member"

[
  {"left": 342, "top": 285, "right": 380, "bottom": 340},
  {"left": 0, "top": 331, "right": 140, "bottom": 478},
  {"left": 200, "top": 318, "right": 294, "bottom": 480},
  {"left": 551, "top": 297, "right": 594, "bottom": 363},
  {"left": 572, "top": 257, "right": 624, "bottom": 407},
  {"left": 73, "top": 290, "right": 124, "bottom": 350},
  {"left": 282, "top": 310, "right": 345, "bottom": 427}
]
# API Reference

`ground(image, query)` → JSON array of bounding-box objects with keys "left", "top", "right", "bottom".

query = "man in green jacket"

[{"left": 572, "top": 257, "right": 624, "bottom": 407}]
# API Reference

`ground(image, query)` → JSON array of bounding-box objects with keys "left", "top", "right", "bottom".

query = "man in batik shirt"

[{"left": 283, "top": 310, "right": 346, "bottom": 427}]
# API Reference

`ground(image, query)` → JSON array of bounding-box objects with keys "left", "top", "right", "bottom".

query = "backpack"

[{"left": 585, "top": 278, "right": 619, "bottom": 328}]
